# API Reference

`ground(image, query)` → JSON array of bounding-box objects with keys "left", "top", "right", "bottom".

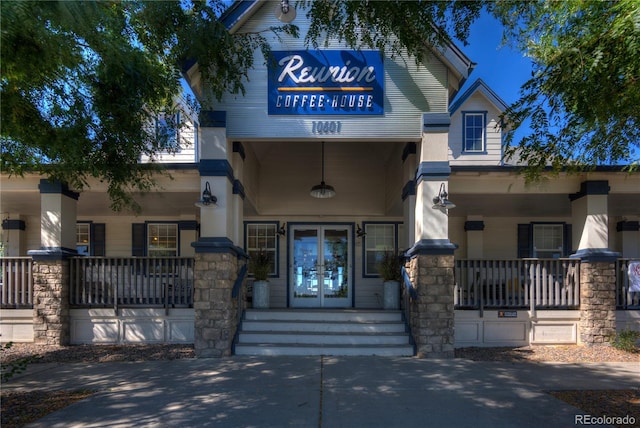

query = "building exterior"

[{"left": 1, "top": 1, "right": 638, "bottom": 357}]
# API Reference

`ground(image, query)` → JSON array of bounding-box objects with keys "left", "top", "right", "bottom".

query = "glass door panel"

[
  {"left": 322, "top": 228, "right": 348, "bottom": 301},
  {"left": 291, "top": 225, "right": 351, "bottom": 308},
  {"left": 292, "top": 228, "right": 320, "bottom": 306}
]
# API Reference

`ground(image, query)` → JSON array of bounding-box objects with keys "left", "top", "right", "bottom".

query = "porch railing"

[
  {"left": 616, "top": 259, "right": 640, "bottom": 309},
  {"left": 69, "top": 257, "right": 194, "bottom": 311},
  {"left": 0, "top": 257, "right": 33, "bottom": 308},
  {"left": 454, "top": 259, "right": 581, "bottom": 310}
]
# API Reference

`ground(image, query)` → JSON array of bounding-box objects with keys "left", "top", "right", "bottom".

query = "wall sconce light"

[
  {"left": 356, "top": 224, "right": 366, "bottom": 238},
  {"left": 195, "top": 181, "right": 217, "bottom": 208},
  {"left": 274, "top": 0, "right": 296, "bottom": 23},
  {"left": 432, "top": 183, "right": 456, "bottom": 212},
  {"left": 278, "top": 223, "right": 286, "bottom": 237}
]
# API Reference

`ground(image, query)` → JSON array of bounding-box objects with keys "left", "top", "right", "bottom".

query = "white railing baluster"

[{"left": 454, "top": 258, "right": 582, "bottom": 310}]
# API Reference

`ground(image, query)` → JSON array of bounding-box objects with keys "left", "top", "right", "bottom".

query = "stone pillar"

[
  {"left": 405, "top": 114, "right": 457, "bottom": 358},
  {"left": 579, "top": 261, "right": 617, "bottom": 345},
  {"left": 570, "top": 180, "right": 619, "bottom": 346},
  {"left": 192, "top": 111, "right": 247, "bottom": 358},
  {"left": 193, "top": 252, "right": 239, "bottom": 357},
  {"left": 28, "top": 179, "right": 78, "bottom": 346},
  {"left": 32, "top": 259, "right": 70, "bottom": 345},
  {"left": 407, "top": 254, "right": 455, "bottom": 358}
]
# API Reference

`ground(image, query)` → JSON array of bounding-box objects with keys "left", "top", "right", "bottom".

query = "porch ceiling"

[
  {"left": 2, "top": 183, "right": 637, "bottom": 220},
  {"left": 449, "top": 191, "right": 639, "bottom": 218},
  {"left": 0, "top": 189, "right": 202, "bottom": 218}
]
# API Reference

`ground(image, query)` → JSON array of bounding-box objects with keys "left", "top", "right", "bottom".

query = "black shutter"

[
  {"left": 563, "top": 224, "right": 573, "bottom": 256},
  {"left": 91, "top": 223, "right": 106, "bottom": 256},
  {"left": 517, "top": 224, "right": 532, "bottom": 258},
  {"left": 132, "top": 223, "right": 146, "bottom": 256}
]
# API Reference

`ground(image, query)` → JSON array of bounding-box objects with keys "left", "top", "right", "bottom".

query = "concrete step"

[
  {"left": 244, "top": 309, "right": 404, "bottom": 323},
  {"left": 234, "top": 309, "right": 414, "bottom": 357},
  {"left": 238, "top": 331, "right": 411, "bottom": 345},
  {"left": 234, "top": 343, "right": 415, "bottom": 357},
  {"left": 241, "top": 320, "right": 407, "bottom": 333}
]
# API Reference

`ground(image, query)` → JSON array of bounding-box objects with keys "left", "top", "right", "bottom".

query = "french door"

[{"left": 290, "top": 225, "right": 352, "bottom": 308}]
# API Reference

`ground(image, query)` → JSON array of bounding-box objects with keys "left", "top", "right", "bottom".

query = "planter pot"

[
  {"left": 252, "top": 280, "right": 270, "bottom": 308},
  {"left": 383, "top": 280, "right": 400, "bottom": 310}
]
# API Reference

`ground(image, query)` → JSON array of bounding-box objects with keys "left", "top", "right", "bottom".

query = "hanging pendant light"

[{"left": 310, "top": 141, "right": 336, "bottom": 199}]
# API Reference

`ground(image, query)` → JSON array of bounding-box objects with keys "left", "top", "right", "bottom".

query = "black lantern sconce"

[
  {"left": 195, "top": 181, "right": 217, "bottom": 208},
  {"left": 278, "top": 223, "right": 286, "bottom": 237},
  {"left": 274, "top": 0, "right": 296, "bottom": 23},
  {"left": 431, "top": 183, "right": 455, "bottom": 213}
]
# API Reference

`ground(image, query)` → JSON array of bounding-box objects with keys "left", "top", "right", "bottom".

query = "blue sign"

[{"left": 268, "top": 50, "right": 384, "bottom": 115}]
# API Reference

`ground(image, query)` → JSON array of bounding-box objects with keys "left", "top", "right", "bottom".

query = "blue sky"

[
  {"left": 452, "top": 12, "right": 534, "bottom": 142},
  {"left": 453, "top": 13, "right": 532, "bottom": 110}
]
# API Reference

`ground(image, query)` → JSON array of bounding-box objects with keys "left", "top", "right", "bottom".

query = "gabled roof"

[
  {"left": 449, "top": 78, "right": 509, "bottom": 115},
  {"left": 220, "top": 0, "right": 260, "bottom": 31},
  {"left": 220, "top": 0, "right": 475, "bottom": 90}
]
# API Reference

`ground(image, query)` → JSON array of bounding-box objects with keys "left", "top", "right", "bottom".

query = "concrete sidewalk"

[{"left": 3, "top": 357, "right": 639, "bottom": 428}]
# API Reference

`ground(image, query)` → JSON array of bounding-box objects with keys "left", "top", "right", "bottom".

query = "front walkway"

[{"left": 4, "top": 357, "right": 639, "bottom": 427}]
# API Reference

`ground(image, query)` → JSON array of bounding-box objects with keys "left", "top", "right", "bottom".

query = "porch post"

[
  {"left": 464, "top": 217, "right": 485, "bottom": 259},
  {"left": 27, "top": 180, "right": 79, "bottom": 346},
  {"left": 570, "top": 180, "right": 619, "bottom": 346},
  {"left": 405, "top": 114, "right": 457, "bottom": 358},
  {"left": 617, "top": 219, "right": 640, "bottom": 258},
  {"left": 1, "top": 217, "right": 26, "bottom": 256},
  {"left": 402, "top": 142, "right": 417, "bottom": 249},
  {"left": 192, "top": 111, "right": 246, "bottom": 358}
]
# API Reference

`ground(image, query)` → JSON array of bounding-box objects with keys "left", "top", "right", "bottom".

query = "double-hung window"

[
  {"left": 76, "top": 223, "right": 91, "bottom": 256},
  {"left": 532, "top": 224, "right": 564, "bottom": 259},
  {"left": 246, "top": 223, "right": 278, "bottom": 277},
  {"left": 156, "top": 111, "right": 180, "bottom": 150},
  {"left": 363, "top": 223, "right": 400, "bottom": 277},
  {"left": 147, "top": 223, "right": 178, "bottom": 257},
  {"left": 463, "top": 112, "right": 486, "bottom": 152},
  {"left": 76, "top": 222, "right": 105, "bottom": 256},
  {"left": 518, "top": 222, "right": 571, "bottom": 259}
]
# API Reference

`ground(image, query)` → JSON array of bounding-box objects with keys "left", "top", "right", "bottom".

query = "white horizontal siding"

[
  {"left": 449, "top": 93, "right": 504, "bottom": 166},
  {"left": 140, "top": 120, "right": 198, "bottom": 164},
  {"left": 211, "top": 2, "right": 449, "bottom": 141}
]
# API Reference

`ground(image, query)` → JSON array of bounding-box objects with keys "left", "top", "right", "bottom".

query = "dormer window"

[
  {"left": 463, "top": 112, "right": 486, "bottom": 152},
  {"left": 155, "top": 111, "right": 180, "bottom": 150}
]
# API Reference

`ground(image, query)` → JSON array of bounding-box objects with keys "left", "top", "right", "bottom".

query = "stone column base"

[
  {"left": 407, "top": 254, "right": 455, "bottom": 358},
  {"left": 194, "top": 252, "right": 240, "bottom": 358},
  {"left": 579, "top": 261, "right": 617, "bottom": 346},
  {"left": 32, "top": 259, "right": 70, "bottom": 346}
]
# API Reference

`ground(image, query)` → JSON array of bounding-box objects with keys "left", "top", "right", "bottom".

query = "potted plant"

[
  {"left": 377, "top": 251, "right": 402, "bottom": 309},
  {"left": 249, "top": 249, "right": 272, "bottom": 308}
]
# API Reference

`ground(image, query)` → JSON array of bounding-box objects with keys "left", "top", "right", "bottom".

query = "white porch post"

[
  {"left": 1, "top": 216, "right": 26, "bottom": 256},
  {"left": 192, "top": 111, "right": 245, "bottom": 358},
  {"left": 27, "top": 180, "right": 79, "bottom": 345},
  {"left": 616, "top": 219, "right": 640, "bottom": 258},
  {"left": 405, "top": 113, "right": 456, "bottom": 359},
  {"left": 465, "top": 217, "right": 485, "bottom": 259},
  {"left": 570, "top": 180, "right": 619, "bottom": 346},
  {"left": 401, "top": 142, "right": 417, "bottom": 251}
]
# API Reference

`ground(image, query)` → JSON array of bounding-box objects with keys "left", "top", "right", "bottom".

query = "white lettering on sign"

[
  {"left": 277, "top": 55, "right": 377, "bottom": 84},
  {"left": 312, "top": 121, "right": 342, "bottom": 134}
]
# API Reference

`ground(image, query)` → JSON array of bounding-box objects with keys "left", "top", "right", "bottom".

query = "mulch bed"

[
  {"left": 548, "top": 390, "right": 640, "bottom": 428},
  {"left": 1, "top": 390, "right": 95, "bottom": 428}
]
